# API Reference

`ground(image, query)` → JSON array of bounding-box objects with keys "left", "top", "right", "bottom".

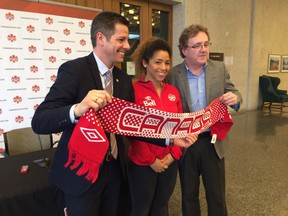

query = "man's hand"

[
  {"left": 174, "top": 133, "right": 198, "bottom": 148},
  {"left": 219, "top": 92, "right": 238, "bottom": 106},
  {"left": 74, "top": 90, "right": 112, "bottom": 118}
]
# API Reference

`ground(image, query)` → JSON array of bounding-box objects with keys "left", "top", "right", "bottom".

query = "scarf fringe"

[{"left": 65, "top": 149, "right": 101, "bottom": 183}]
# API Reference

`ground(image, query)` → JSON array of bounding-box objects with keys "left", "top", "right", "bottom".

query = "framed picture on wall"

[
  {"left": 268, "top": 54, "right": 280, "bottom": 73},
  {"left": 281, "top": 55, "right": 288, "bottom": 72}
]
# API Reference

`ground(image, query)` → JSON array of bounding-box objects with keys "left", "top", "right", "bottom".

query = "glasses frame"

[{"left": 186, "top": 42, "right": 212, "bottom": 50}]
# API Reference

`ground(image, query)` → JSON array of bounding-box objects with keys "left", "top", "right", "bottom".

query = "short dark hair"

[
  {"left": 132, "top": 37, "right": 172, "bottom": 79},
  {"left": 178, "top": 24, "right": 210, "bottom": 58},
  {"left": 90, "top": 11, "right": 129, "bottom": 47}
]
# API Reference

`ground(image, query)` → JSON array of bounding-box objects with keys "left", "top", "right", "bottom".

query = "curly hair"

[
  {"left": 132, "top": 37, "right": 172, "bottom": 80},
  {"left": 178, "top": 24, "right": 210, "bottom": 58}
]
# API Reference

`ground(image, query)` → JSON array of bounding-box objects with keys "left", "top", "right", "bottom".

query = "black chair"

[
  {"left": 3, "top": 127, "right": 54, "bottom": 156},
  {"left": 269, "top": 76, "right": 287, "bottom": 95},
  {"left": 259, "top": 75, "right": 288, "bottom": 113}
]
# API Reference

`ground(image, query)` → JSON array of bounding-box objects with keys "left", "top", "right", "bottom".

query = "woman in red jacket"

[{"left": 127, "top": 37, "right": 197, "bottom": 216}]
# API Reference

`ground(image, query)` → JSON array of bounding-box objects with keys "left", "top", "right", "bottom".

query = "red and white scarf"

[{"left": 65, "top": 97, "right": 233, "bottom": 183}]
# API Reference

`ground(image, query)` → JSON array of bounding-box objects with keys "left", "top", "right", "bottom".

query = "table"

[{"left": 0, "top": 148, "right": 65, "bottom": 216}]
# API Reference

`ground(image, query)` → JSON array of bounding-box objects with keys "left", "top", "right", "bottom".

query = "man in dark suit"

[
  {"left": 166, "top": 24, "right": 243, "bottom": 216},
  {"left": 31, "top": 12, "right": 133, "bottom": 216},
  {"left": 32, "top": 12, "right": 195, "bottom": 216}
]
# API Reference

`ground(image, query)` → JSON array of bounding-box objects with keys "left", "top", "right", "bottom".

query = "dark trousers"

[
  {"left": 178, "top": 135, "right": 227, "bottom": 216},
  {"left": 128, "top": 160, "right": 178, "bottom": 216},
  {"left": 64, "top": 158, "right": 123, "bottom": 216}
]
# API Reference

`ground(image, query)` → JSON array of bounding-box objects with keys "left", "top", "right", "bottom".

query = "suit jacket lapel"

[
  {"left": 87, "top": 52, "right": 104, "bottom": 90},
  {"left": 205, "top": 64, "right": 212, "bottom": 104},
  {"left": 177, "top": 63, "right": 193, "bottom": 111},
  {"left": 205, "top": 62, "right": 219, "bottom": 104},
  {"left": 112, "top": 67, "right": 121, "bottom": 98},
  {"left": 86, "top": 53, "right": 126, "bottom": 98}
]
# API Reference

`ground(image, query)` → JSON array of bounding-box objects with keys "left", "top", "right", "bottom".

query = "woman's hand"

[
  {"left": 161, "top": 153, "right": 174, "bottom": 166},
  {"left": 150, "top": 158, "right": 168, "bottom": 173}
]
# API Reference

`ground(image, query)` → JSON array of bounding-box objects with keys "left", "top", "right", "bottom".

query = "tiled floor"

[{"left": 169, "top": 110, "right": 288, "bottom": 216}]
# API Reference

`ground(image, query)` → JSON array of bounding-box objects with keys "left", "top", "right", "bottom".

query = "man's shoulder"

[
  {"left": 61, "top": 53, "right": 92, "bottom": 66},
  {"left": 114, "top": 66, "right": 131, "bottom": 77},
  {"left": 169, "top": 62, "right": 185, "bottom": 73},
  {"left": 207, "top": 59, "right": 225, "bottom": 67}
]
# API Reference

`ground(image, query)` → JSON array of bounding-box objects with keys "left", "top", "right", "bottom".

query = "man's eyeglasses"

[{"left": 186, "top": 42, "right": 212, "bottom": 50}]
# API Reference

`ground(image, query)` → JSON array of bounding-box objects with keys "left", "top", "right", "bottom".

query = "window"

[{"left": 113, "top": 0, "right": 172, "bottom": 73}]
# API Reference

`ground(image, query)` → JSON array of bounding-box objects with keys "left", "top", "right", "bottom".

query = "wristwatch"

[{"left": 169, "top": 138, "right": 174, "bottom": 146}]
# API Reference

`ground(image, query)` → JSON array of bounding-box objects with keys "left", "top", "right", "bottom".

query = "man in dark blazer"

[
  {"left": 31, "top": 12, "right": 134, "bottom": 216},
  {"left": 166, "top": 24, "right": 242, "bottom": 216}
]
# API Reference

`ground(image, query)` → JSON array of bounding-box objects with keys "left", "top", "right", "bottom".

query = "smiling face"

[
  {"left": 182, "top": 31, "right": 209, "bottom": 67},
  {"left": 144, "top": 50, "right": 171, "bottom": 85},
  {"left": 95, "top": 23, "right": 130, "bottom": 68}
]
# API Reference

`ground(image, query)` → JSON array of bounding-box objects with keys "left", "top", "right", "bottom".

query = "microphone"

[{"left": 33, "top": 134, "right": 50, "bottom": 168}]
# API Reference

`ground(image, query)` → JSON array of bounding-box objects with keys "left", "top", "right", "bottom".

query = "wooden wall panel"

[
  {"left": 47, "top": 0, "right": 68, "bottom": 4},
  {"left": 88, "top": 0, "right": 104, "bottom": 10},
  {"left": 103, "top": 0, "right": 112, "bottom": 11},
  {"left": 66, "top": 0, "right": 76, "bottom": 4},
  {"left": 76, "top": 0, "right": 86, "bottom": 7},
  {"left": 44, "top": 0, "right": 107, "bottom": 10}
]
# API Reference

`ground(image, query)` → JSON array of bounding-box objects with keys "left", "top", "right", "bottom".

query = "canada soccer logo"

[
  {"left": 5, "top": 12, "right": 14, "bottom": 21},
  {"left": 50, "top": 74, "right": 57, "bottom": 82},
  {"left": 11, "top": 75, "right": 20, "bottom": 84},
  {"left": 47, "top": 36, "right": 55, "bottom": 44},
  {"left": 65, "top": 47, "right": 72, "bottom": 54},
  {"left": 49, "top": 56, "right": 56, "bottom": 63},
  {"left": 28, "top": 45, "right": 37, "bottom": 53},
  {"left": 9, "top": 55, "right": 18, "bottom": 63},
  {"left": 63, "top": 28, "right": 70, "bottom": 36},
  {"left": 30, "top": 65, "right": 38, "bottom": 73},
  {"left": 26, "top": 25, "right": 35, "bottom": 33},
  {"left": 45, "top": 16, "right": 53, "bottom": 25},
  {"left": 33, "top": 104, "right": 39, "bottom": 110},
  {"left": 80, "top": 39, "right": 86, "bottom": 46},
  {"left": 7, "top": 34, "right": 16, "bottom": 42},
  {"left": 78, "top": 21, "right": 85, "bottom": 28},
  {"left": 32, "top": 85, "right": 40, "bottom": 93},
  {"left": 13, "top": 96, "right": 22, "bottom": 104},
  {"left": 15, "top": 115, "right": 24, "bottom": 123},
  {"left": 168, "top": 94, "right": 176, "bottom": 101}
]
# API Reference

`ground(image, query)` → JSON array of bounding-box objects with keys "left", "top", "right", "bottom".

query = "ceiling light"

[{"left": 129, "top": 9, "right": 134, "bottom": 14}]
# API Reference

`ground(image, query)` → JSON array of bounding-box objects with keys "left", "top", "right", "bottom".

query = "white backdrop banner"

[{"left": 0, "top": 8, "right": 92, "bottom": 149}]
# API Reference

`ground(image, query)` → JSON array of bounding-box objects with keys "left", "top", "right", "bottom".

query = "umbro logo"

[{"left": 80, "top": 127, "right": 106, "bottom": 143}]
